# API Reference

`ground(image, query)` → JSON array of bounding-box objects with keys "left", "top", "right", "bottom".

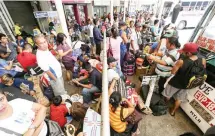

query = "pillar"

[
  {"left": 110, "top": 0, "right": 113, "bottom": 25},
  {"left": 83, "top": 5, "right": 88, "bottom": 22},
  {"left": 73, "top": 4, "right": 81, "bottom": 25},
  {"left": 54, "top": 0, "right": 71, "bottom": 45},
  {"left": 87, "top": 3, "right": 93, "bottom": 19}
]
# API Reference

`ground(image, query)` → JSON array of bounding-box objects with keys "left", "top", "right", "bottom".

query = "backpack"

[
  {"left": 70, "top": 102, "right": 87, "bottom": 121},
  {"left": 140, "top": 85, "right": 167, "bottom": 116},
  {"left": 186, "top": 58, "right": 207, "bottom": 89}
]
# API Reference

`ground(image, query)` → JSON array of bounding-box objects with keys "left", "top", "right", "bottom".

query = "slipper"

[
  {"left": 169, "top": 108, "right": 175, "bottom": 116},
  {"left": 68, "top": 81, "right": 74, "bottom": 86}
]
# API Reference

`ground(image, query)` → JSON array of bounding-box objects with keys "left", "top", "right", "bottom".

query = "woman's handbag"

[
  {"left": 120, "top": 106, "right": 142, "bottom": 124},
  {"left": 107, "top": 38, "right": 113, "bottom": 57},
  {"left": 45, "top": 119, "right": 65, "bottom": 136}
]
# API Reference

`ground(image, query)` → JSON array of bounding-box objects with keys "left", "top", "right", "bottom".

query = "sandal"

[
  {"left": 68, "top": 81, "right": 74, "bottom": 86},
  {"left": 169, "top": 108, "right": 175, "bottom": 117}
]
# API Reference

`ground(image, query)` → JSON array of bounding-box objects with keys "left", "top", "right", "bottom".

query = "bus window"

[
  {"left": 189, "top": 2, "right": 197, "bottom": 11},
  {"left": 196, "top": 1, "right": 203, "bottom": 10},
  {"left": 182, "top": 2, "right": 190, "bottom": 11},
  {"left": 202, "top": 1, "right": 209, "bottom": 10}
]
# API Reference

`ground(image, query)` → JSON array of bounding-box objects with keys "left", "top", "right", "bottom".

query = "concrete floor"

[{"left": 63, "top": 69, "right": 203, "bottom": 136}]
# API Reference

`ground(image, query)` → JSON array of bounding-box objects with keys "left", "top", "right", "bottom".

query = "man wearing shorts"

[{"left": 162, "top": 43, "right": 206, "bottom": 116}]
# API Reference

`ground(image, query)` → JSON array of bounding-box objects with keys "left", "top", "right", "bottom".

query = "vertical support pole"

[
  {"left": 101, "top": 31, "right": 110, "bottom": 136},
  {"left": 54, "top": 0, "right": 71, "bottom": 45},
  {"left": 123, "top": 0, "right": 126, "bottom": 22},
  {"left": 73, "top": 4, "right": 81, "bottom": 25},
  {"left": 110, "top": 0, "right": 114, "bottom": 25},
  {"left": 84, "top": 5, "right": 88, "bottom": 22}
]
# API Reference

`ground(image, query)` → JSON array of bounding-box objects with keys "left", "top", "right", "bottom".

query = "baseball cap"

[
  {"left": 135, "top": 23, "right": 141, "bottom": 27},
  {"left": 163, "top": 29, "right": 178, "bottom": 38},
  {"left": 107, "top": 57, "right": 117, "bottom": 65},
  {"left": 179, "top": 42, "right": 199, "bottom": 53}
]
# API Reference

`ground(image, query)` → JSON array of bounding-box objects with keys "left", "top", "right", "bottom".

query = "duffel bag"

[{"left": 122, "top": 62, "right": 135, "bottom": 76}]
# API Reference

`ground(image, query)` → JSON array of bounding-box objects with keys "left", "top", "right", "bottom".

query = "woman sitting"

[
  {"left": 0, "top": 89, "right": 47, "bottom": 136},
  {"left": 109, "top": 78, "right": 139, "bottom": 136}
]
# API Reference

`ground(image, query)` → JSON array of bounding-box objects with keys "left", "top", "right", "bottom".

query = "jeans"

[
  {"left": 81, "top": 86, "right": 101, "bottom": 104},
  {"left": 50, "top": 76, "right": 67, "bottom": 96},
  {"left": 96, "top": 42, "right": 101, "bottom": 55}
]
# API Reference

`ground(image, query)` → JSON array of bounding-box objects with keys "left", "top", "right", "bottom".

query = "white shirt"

[
  {"left": 71, "top": 41, "right": 85, "bottom": 49},
  {"left": 88, "top": 24, "right": 94, "bottom": 37},
  {"left": 130, "top": 31, "right": 141, "bottom": 51},
  {"left": 0, "top": 99, "right": 47, "bottom": 136},
  {"left": 36, "top": 49, "right": 62, "bottom": 78},
  {"left": 108, "top": 69, "right": 120, "bottom": 82}
]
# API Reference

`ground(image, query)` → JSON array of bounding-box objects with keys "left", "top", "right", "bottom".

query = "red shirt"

[
  {"left": 50, "top": 104, "right": 68, "bottom": 128},
  {"left": 17, "top": 52, "right": 37, "bottom": 71}
]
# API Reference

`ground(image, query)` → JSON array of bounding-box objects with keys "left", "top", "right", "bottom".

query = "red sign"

[
  {"left": 197, "top": 36, "right": 215, "bottom": 52},
  {"left": 194, "top": 90, "right": 215, "bottom": 115}
]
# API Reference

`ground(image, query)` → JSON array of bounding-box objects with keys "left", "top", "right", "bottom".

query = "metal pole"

[
  {"left": 0, "top": 1, "right": 14, "bottom": 26},
  {"left": 110, "top": 0, "right": 114, "bottom": 25},
  {"left": 0, "top": 2, "right": 13, "bottom": 30},
  {"left": 101, "top": 31, "right": 110, "bottom": 136},
  {"left": 0, "top": 11, "right": 15, "bottom": 41},
  {"left": 54, "top": 0, "right": 71, "bottom": 46},
  {"left": 0, "top": 24, "right": 6, "bottom": 34},
  {"left": 123, "top": 0, "right": 126, "bottom": 22}
]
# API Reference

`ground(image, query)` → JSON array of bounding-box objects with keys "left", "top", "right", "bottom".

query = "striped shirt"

[{"left": 156, "top": 49, "right": 180, "bottom": 77}]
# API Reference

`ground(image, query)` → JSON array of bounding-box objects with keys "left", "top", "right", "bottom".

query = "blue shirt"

[
  {"left": 12, "top": 78, "right": 34, "bottom": 91},
  {"left": 0, "top": 42, "right": 17, "bottom": 61},
  {"left": 16, "top": 39, "right": 25, "bottom": 48},
  {"left": 0, "top": 59, "right": 17, "bottom": 77}
]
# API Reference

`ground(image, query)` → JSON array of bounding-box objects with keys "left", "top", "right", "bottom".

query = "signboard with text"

[
  {"left": 196, "top": 36, "right": 215, "bottom": 53},
  {"left": 180, "top": 82, "right": 215, "bottom": 133}
]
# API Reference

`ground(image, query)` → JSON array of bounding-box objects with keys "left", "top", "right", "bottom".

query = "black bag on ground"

[{"left": 140, "top": 85, "right": 168, "bottom": 116}]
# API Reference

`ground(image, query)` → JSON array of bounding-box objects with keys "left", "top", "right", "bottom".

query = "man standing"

[
  {"left": 93, "top": 18, "right": 103, "bottom": 56},
  {"left": 34, "top": 34, "right": 67, "bottom": 96},
  {"left": 162, "top": 43, "right": 206, "bottom": 116},
  {"left": 151, "top": 19, "right": 160, "bottom": 42},
  {"left": 130, "top": 23, "right": 142, "bottom": 53},
  {"left": 73, "top": 62, "right": 102, "bottom": 104}
]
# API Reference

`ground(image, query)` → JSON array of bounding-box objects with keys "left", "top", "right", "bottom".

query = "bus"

[{"left": 164, "top": 0, "right": 212, "bottom": 29}]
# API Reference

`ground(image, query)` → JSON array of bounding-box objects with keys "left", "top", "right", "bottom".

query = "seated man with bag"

[{"left": 73, "top": 62, "right": 102, "bottom": 104}]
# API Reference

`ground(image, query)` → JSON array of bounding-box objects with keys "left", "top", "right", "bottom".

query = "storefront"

[{"left": 62, "top": 0, "right": 91, "bottom": 25}]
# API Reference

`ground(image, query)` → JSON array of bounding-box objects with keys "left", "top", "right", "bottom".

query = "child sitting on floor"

[
  {"left": 50, "top": 95, "right": 72, "bottom": 128},
  {"left": 1, "top": 73, "right": 35, "bottom": 96}
]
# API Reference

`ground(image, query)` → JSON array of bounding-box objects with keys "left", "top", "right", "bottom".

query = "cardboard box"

[{"left": 136, "top": 67, "right": 148, "bottom": 76}]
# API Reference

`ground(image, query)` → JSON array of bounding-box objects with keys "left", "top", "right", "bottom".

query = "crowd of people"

[{"left": 0, "top": 10, "right": 212, "bottom": 136}]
